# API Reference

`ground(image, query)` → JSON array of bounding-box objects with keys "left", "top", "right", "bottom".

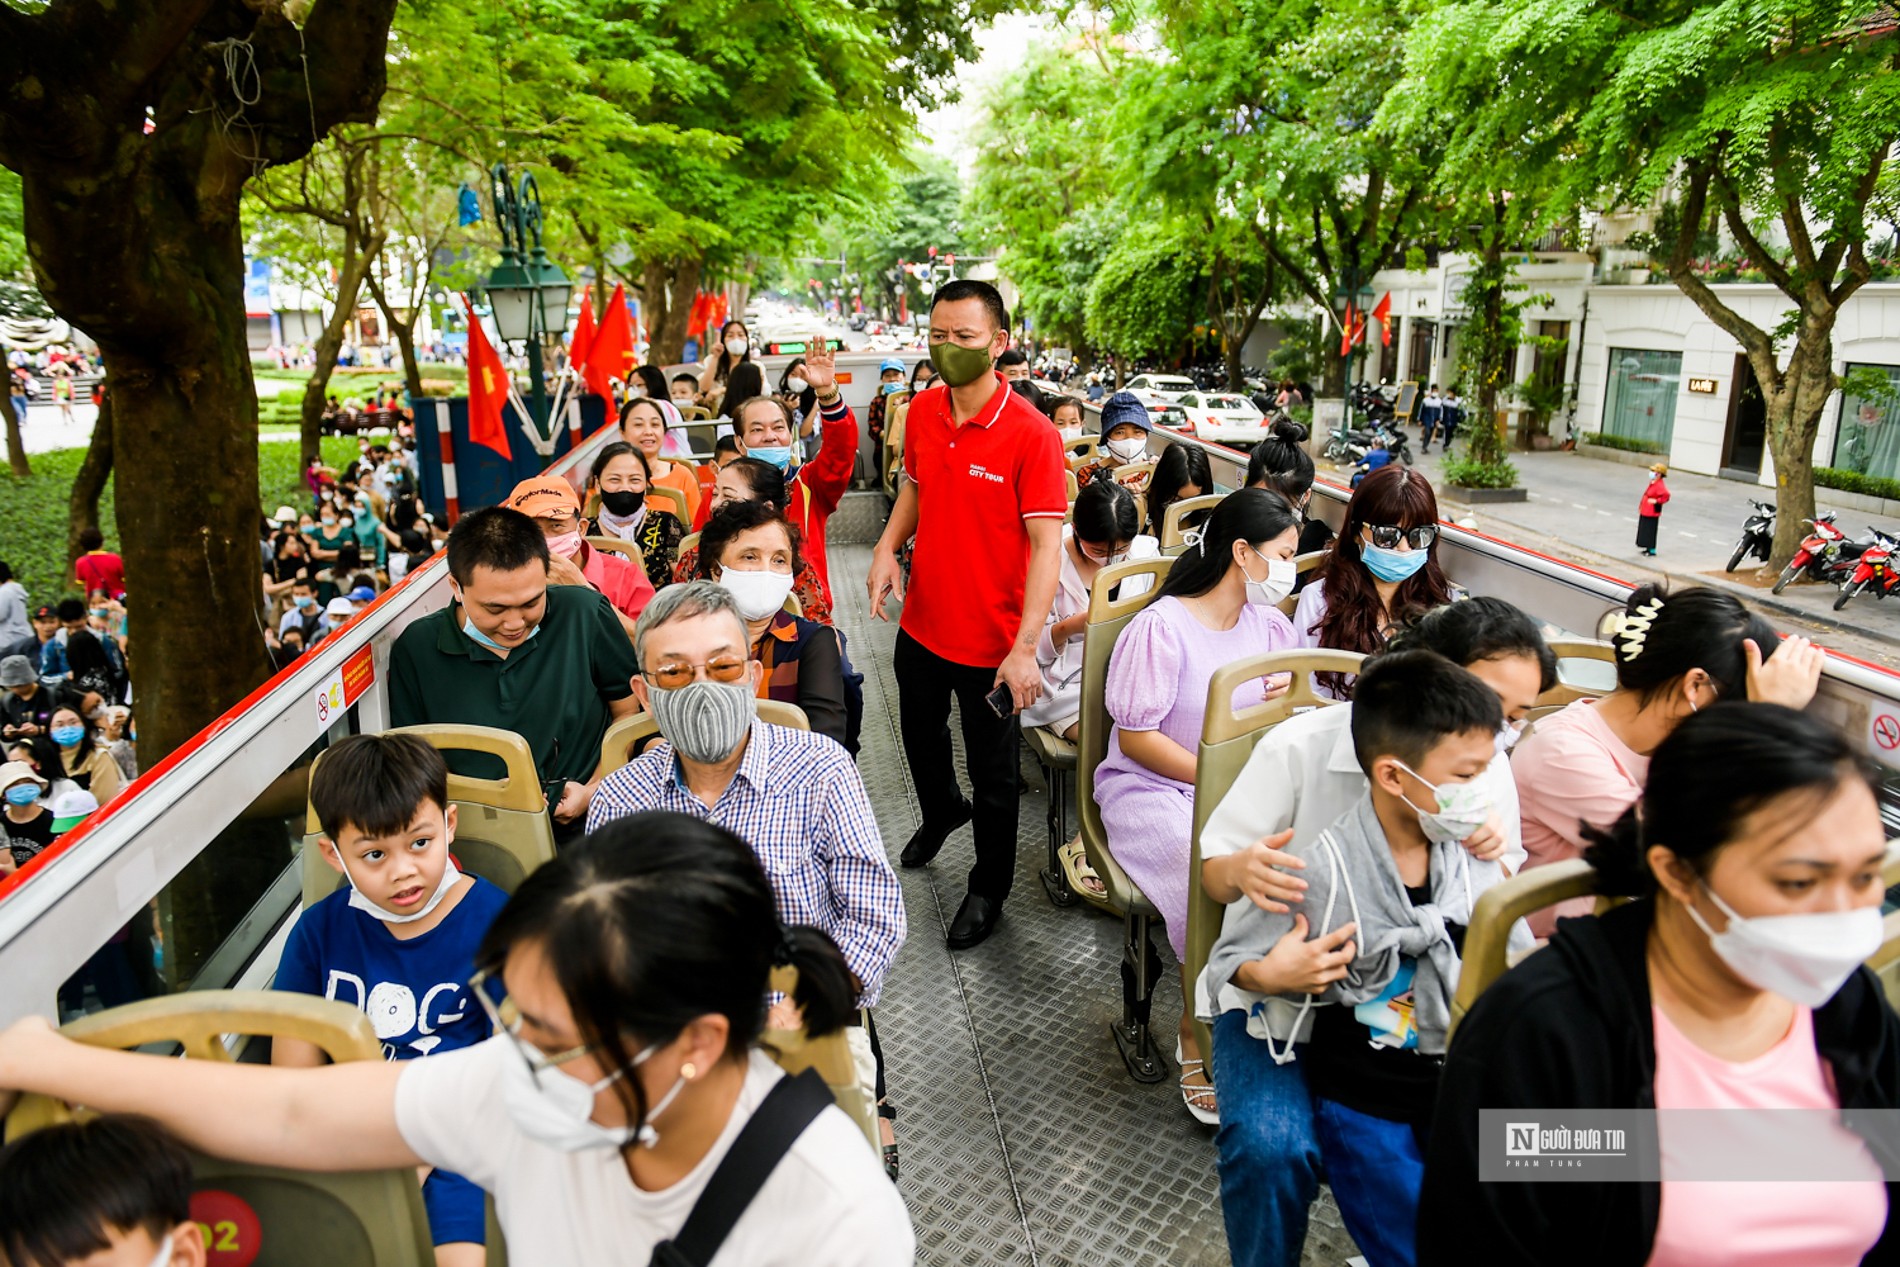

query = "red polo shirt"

[{"left": 902, "top": 373, "right": 1067, "bottom": 667}]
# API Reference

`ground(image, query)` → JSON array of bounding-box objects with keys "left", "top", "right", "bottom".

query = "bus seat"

[
  {"left": 1114, "top": 460, "right": 1157, "bottom": 492},
  {"left": 681, "top": 405, "right": 713, "bottom": 421},
  {"left": 1065, "top": 468, "right": 1079, "bottom": 502},
  {"left": 784, "top": 593, "right": 803, "bottom": 617},
  {"left": 647, "top": 484, "right": 690, "bottom": 524},
  {"left": 1277, "top": 551, "right": 1330, "bottom": 618},
  {"left": 679, "top": 531, "right": 701, "bottom": 561},
  {"left": 301, "top": 724, "right": 555, "bottom": 906},
  {"left": 586, "top": 535, "right": 645, "bottom": 569},
  {"left": 1185, "top": 650, "right": 1364, "bottom": 1077},
  {"left": 1528, "top": 638, "right": 1618, "bottom": 722},
  {"left": 1448, "top": 859, "right": 1599, "bottom": 1041},
  {"left": 1064, "top": 435, "right": 1099, "bottom": 467},
  {"left": 1866, "top": 844, "right": 1900, "bottom": 1011},
  {"left": 762, "top": 966, "right": 879, "bottom": 1151},
  {"left": 4, "top": 991, "right": 436, "bottom": 1267},
  {"left": 1073, "top": 555, "right": 1176, "bottom": 1083},
  {"left": 678, "top": 423, "right": 720, "bottom": 459},
  {"left": 594, "top": 700, "right": 811, "bottom": 781},
  {"left": 883, "top": 409, "right": 908, "bottom": 500},
  {"left": 1159, "top": 494, "right": 1225, "bottom": 553},
  {"left": 1024, "top": 721, "right": 1080, "bottom": 907}
]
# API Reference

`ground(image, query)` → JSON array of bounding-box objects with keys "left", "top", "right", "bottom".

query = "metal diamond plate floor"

[{"left": 830, "top": 543, "right": 1361, "bottom": 1267}]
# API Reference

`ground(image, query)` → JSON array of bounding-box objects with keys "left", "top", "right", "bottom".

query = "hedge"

[
  {"left": 1581, "top": 432, "right": 1667, "bottom": 455},
  {"left": 1816, "top": 466, "right": 1900, "bottom": 503},
  {"left": 1442, "top": 455, "right": 1521, "bottom": 489}
]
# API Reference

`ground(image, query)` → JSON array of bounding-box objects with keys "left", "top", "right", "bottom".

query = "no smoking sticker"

[{"left": 1869, "top": 708, "right": 1900, "bottom": 769}]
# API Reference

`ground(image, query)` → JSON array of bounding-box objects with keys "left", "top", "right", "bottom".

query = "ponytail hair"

[
  {"left": 1071, "top": 479, "right": 1140, "bottom": 548},
  {"left": 1600, "top": 582, "right": 1781, "bottom": 705},
  {"left": 1580, "top": 702, "right": 1871, "bottom": 897},
  {"left": 475, "top": 811, "right": 860, "bottom": 1125}
]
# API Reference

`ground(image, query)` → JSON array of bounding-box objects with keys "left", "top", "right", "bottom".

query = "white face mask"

[
  {"left": 148, "top": 1236, "right": 175, "bottom": 1267},
  {"left": 726, "top": 336, "right": 749, "bottom": 357},
  {"left": 1106, "top": 435, "right": 1148, "bottom": 463},
  {"left": 1238, "top": 548, "right": 1297, "bottom": 607},
  {"left": 1394, "top": 762, "right": 1493, "bottom": 845},
  {"left": 718, "top": 567, "right": 796, "bottom": 622},
  {"left": 1059, "top": 424, "right": 1084, "bottom": 441},
  {"left": 1495, "top": 719, "right": 1526, "bottom": 755},
  {"left": 334, "top": 851, "right": 461, "bottom": 925},
  {"left": 1686, "top": 882, "right": 1884, "bottom": 1008},
  {"left": 785, "top": 376, "right": 809, "bottom": 394},
  {"left": 497, "top": 1036, "right": 686, "bottom": 1151}
]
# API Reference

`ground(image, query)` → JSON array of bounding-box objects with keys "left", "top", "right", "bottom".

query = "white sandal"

[{"left": 1176, "top": 1038, "right": 1219, "bottom": 1125}]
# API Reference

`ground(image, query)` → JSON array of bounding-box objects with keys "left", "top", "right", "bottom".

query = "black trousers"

[{"left": 893, "top": 628, "right": 1022, "bottom": 901}]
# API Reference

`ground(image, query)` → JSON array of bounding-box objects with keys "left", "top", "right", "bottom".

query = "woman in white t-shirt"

[{"left": 0, "top": 812, "right": 914, "bottom": 1267}]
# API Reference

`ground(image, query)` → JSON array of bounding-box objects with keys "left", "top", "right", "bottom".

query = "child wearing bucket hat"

[{"left": 0, "top": 759, "right": 51, "bottom": 872}]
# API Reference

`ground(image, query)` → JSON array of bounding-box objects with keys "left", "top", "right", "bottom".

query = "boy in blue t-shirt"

[{"left": 274, "top": 732, "right": 508, "bottom": 1267}]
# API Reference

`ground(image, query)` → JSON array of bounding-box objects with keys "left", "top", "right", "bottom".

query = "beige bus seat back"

[
  {"left": 1159, "top": 494, "right": 1226, "bottom": 553},
  {"left": 586, "top": 535, "right": 645, "bottom": 569},
  {"left": 1278, "top": 551, "right": 1330, "bottom": 618},
  {"left": 595, "top": 700, "right": 811, "bottom": 781},
  {"left": 646, "top": 483, "right": 691, "bottom": 525},
  {"left": 1526, "top": 638, "right": 1618, "bottom": 723},
  {"left": 762, "top": 966, "right": 879, "bottom": 1151}
]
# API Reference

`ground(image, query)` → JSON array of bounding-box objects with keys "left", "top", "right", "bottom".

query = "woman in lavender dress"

[{"left": 1096, "top": 488, "right": 1303, "bottom": 1124}]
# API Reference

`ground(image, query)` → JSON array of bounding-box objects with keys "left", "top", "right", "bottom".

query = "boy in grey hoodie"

[{"left": 1200, "top": 650, "right": 1530, "bottom": 1267}]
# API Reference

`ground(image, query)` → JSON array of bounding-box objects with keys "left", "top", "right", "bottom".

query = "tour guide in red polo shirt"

[{"left": 868, "top": 279, "right": 1066, "bottom": 951}]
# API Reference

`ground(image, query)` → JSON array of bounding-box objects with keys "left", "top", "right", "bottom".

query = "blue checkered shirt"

[{"left": 586, "top": 722, "right": 906, "bottom": 1006}]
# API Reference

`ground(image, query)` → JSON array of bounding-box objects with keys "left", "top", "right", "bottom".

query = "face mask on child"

[
  {"left": 332, "top": 849, "right": 462, "bottom": 924},
  {"left": 1394, "top": 762, "right": 1493, "bottom": 845},
  {"left": 5, "top": 784, "right": 38, "bottom": 806}
]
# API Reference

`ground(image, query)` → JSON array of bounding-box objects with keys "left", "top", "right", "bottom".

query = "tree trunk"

[
  {"left": 365, "top": 269, "right": 425, "bottom": 400},
  {"left": 1761, "top": 335, "right": 1837, "bottom": 568},
  {"left": 66, "top": 389, "right": 112, "bottom": 576},
  {"left": 2, "top": 382, "right": 26, "bottom": 479},
  {"left": 298, "top": 236, "right": 379, "bottom": 469},
  {"left": 642, "top": 256, "right": 704, "bottom": 364}
]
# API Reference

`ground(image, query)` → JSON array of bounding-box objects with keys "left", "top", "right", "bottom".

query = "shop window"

[
  {"left": 1602, "top": 348, "right": 1681, "bottom": 449},
  {"left": 1833, "top": 364, "right": 1900, "bottom": 481}
]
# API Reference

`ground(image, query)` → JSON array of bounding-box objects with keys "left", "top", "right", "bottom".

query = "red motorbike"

[
  {"left": 1772, "top": 513, "right": 1855, "bottom": 594},
  {"left": 1834, "top": 529, "right": 1900, "bottom": 611}
]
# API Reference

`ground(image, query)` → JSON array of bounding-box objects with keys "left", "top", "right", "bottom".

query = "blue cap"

[
  {"left": 879, "top": 357, "right": 905, "bottom": 374},
  {"left": 1098, "top": 391, "right": 1152, "bottom": 436},
  {"left": 348, "top": 586, "right": 377, "bottom": 603}
]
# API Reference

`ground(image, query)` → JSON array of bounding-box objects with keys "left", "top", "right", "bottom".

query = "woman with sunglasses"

[
  {"left": 0, "top": 812, "right": 915, "bottom": 1265},
  {"left": 1293, "top": 465, "right": 1453, "bottom": 698}
]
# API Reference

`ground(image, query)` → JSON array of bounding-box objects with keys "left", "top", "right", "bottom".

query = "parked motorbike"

[
  {"left": 1348, "top": 381, "right": 1396, "bottom": 424},
  {"left": 1771, "top": 512, "right": 1860, "bottom": 594},
  {"left": 1324, "top": 421, "right": 1413, "bottom": 467},
  {"left": 1726, "top": 499, "right": 1776, "bottom": 573},
  {"left": 1833, "top": 529, "right": 1900, "bottom": 611}
]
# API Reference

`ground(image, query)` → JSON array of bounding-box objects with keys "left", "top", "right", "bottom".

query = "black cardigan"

[{"left": 1420, "top": 899, "right": 1900, "bottom": 1265}]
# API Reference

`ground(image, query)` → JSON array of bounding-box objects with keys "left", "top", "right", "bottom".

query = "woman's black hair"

[
  {"left": 712, "top": 319, "right": 752, "bottom": 384},
  {"left": 1154, "top": 488, "right": 1302, "bottom": 601},
  {"left": 590, "top": 439, "right": 651, "bottom": 487},
  {"left": 1071, "top": 479, "right": 1140, "bottom": 548},
  {"left": 1148, "top": 444, "right": 1213, "bottom": 535},
  {"left": 1050, "top": 395, "right": 1084, "bottom": 427},
  {"left": 721, "top": 457, "right": 787, "bottom": 509},
  {"left": 0, "top": 561, "right": 13, "bottom": 584},
  {"left": 777, "top": 357, "right": 818, "bottom": 420},
  {"left": 1600, "top": 582, "right": 1782, "bottom": 705},
  {"left": 475, "top": 811, "right": 857, "bottom": 1127},
  {"left": 1581, "top": 703, "right": 1875, "bottom": 897},
  {"left": 722, "top": 362, "right": 766, "bottom": 420},
  {"left": 694, "top": 500, "right": 805, "bottom": 581},
  {"left": 1384, "top": 596, "right": 1557, "bottom": 693},
  {"left": 49, "top": 702, "right": 97, "bottom": 767},
  {"left": 632, "top": 365, "right": 669, "bottom": 401},
  {"left": 1245, "top": 416, "right": 1315, "bottom": 503}
]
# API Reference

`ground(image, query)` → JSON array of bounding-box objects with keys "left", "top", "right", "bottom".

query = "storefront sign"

[{"left": 1686, "top": 377, "right": 1717, "bottom": 394}]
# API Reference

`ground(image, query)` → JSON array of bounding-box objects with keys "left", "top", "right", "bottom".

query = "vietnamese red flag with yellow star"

[
  {"left": 569, "top": 288, "right": 597, "bottom": 374},
  {"left": 585, "top": 282, "right": 635, "bottom": 402},
  {"left": 461, "top": 295, "right": 513, "bottom": 461}
]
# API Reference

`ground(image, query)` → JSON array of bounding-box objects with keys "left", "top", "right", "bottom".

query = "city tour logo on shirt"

[
  {"left": 325, "top": 971, "right": 470, "bottom": 1059},
  {"left": 966, "top": 463, "right": 1005, "bottom": 484}
]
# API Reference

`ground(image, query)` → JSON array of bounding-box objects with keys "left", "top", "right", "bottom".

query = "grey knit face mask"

[{"left": 648, "top": 678, "right": 755, "bottom": 764}]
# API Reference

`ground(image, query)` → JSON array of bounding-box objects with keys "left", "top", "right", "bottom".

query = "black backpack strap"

[{"left": 649, "top": 1067, "right": 836, "bottom": 1267}]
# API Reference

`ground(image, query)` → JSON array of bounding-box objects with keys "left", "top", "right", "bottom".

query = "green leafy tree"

[
  {"left": 966, "top": 40, "right": 1125, "bottom": 349},
  {"left": 0, "top": 167, "right": 24, "bottom": 280},
  {"left": 1405, "top": 0, "right": 1900, "bottom": 564},
  {"left": 1085, "top": 222, "right": 1204, "bottom": 380}
]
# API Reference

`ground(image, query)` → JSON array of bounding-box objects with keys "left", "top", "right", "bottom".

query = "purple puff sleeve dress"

[{"left": 1093, "top": 595, "right": 1297, "bottom": 957}]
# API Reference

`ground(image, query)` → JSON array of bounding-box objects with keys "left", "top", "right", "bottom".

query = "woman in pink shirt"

[
  {"left": 505, "top": 476, "right": 654, "bottom": 632},
  {"left": 1512, "top": 583, "right": 1825, "bottom": 935},
  {"left": 1422, "top": 703, "right": 1896, "bottom": 1265}
]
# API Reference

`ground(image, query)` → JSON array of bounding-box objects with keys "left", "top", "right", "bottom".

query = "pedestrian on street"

[
  {"left": 1636, "top": 462, "right": 1670, "bottom": 557},
  {"left": 6, "top": 370, "right": 26, "bottom": 432}
]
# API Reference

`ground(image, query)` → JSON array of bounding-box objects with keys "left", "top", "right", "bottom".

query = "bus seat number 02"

[{"left": 188, "top": 1189, "right": 261, "bottom": 1267}]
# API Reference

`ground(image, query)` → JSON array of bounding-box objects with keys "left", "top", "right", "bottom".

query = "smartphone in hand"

[{"left": 984, "top": 682, "right": 1016, "bottom": 718}]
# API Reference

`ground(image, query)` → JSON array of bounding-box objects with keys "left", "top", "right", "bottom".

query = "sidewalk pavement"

[{"left": 1317, "top": 440, "right": 1900, "bottom": 670}]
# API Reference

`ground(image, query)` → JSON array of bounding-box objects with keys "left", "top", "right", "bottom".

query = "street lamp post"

[{"left": 484, "top": 164, "right": 572, "bottom": 445}]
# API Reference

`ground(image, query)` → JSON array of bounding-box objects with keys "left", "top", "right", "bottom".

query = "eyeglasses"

[
  {"left": 641, "top": 655, "right": 750, "bottom": 690},
  {"left": 1366, "top": 523, "right": 1438, "bottom": 551},
  {"left": 470, "top": 968, "right": 592, "bottom": 1082}
]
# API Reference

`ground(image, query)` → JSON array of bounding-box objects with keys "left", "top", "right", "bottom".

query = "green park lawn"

[{"left": 0, "top": 434, "right": 359, "bottom": 604}]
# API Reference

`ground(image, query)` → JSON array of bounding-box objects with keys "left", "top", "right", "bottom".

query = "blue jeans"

[
  {"left": 1211, "top": 1010, "right": 1320, "bottom": 1267},
  {"left": 1312, "top": 1096, "right": 1427, "bottom": 1267}
]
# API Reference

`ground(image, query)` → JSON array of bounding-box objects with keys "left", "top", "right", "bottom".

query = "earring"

[{"left": 680, "top": 1061, "right": 697, "bottom": 1081}]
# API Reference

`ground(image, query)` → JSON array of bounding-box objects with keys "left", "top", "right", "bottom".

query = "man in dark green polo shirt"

[{"left": 388, "top": 505, "right": 640, "bottom": 831}]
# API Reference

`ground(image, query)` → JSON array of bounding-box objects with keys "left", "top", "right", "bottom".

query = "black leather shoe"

[
  {"left": 899, "top": 801, "right": 973, "bottom": 868},
  {"left": 946, "top": 892, "right": 1001, "bottom": 950}
]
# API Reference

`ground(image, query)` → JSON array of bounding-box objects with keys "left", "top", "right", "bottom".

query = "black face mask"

[{"left": 600, "top": 489, "right": 646, "bottom": 517}]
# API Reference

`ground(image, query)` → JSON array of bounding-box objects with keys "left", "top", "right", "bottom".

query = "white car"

[
  {"left": 1176, "top": 392, "right": 1269, "bottom": 445},
  {"left": 1122, "top": 374, "right": 1197, "bottom": 406}
]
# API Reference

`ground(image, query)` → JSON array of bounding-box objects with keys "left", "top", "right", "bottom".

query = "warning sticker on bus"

[
  {"left": 315, "top": 644, "right": 377, "bottom": 735},
  {"left": 1869, "top": 706, "right": 1900, "bottom": 771}
]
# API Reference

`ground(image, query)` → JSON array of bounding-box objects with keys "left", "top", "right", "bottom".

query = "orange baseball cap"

[{"left": 507, "top": 476, "right": 580, "bottom": 519}]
